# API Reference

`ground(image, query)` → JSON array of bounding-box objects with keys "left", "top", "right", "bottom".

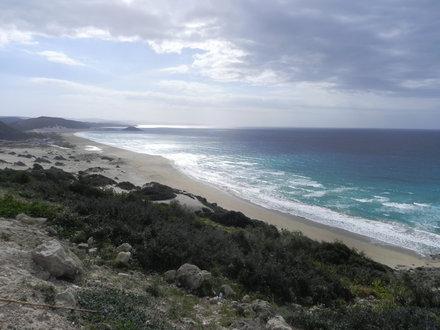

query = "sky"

[{"left": 0, "top": 0, "right": 439, "bottom": 128}]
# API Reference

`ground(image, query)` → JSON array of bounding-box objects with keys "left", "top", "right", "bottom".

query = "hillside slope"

[
  {"left": 0, "top": 122, "right": 29, "bottom": 140},
  {"left": 12, "top": 116, "right": 90, "bottom": 131},
  {"left": 0, "top": 116, "right": 26, "bottom": 125}
]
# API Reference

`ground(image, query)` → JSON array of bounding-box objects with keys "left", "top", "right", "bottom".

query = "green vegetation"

[
  {"left": 0, "top": 166, "right": 439, "bottom": 329},
  {"left": 0, "top": 194, "right": 59, "bottom": 218},
  {"left": 77, "top": 286, "right": 167, "bottom": 329},
  {"left": 34, "top": 283, "right": 56, "bottom": 305}
]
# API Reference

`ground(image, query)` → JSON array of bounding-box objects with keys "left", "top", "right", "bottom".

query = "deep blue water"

[{"left": 78, "top": 128, "right": 440, "bottom": 255}]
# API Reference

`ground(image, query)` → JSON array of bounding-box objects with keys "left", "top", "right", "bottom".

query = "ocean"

[{"left": 77, "top": 128, "right": 440, "bottom": 256}]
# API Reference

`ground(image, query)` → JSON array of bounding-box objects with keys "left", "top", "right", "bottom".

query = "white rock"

[
  {"left": 116, "top": 243, "right": 132, "bottom": 252},
  {"left": 55, "top": 289, "right": 77, "bottom": 307},
  {"left": 176, "top": 263, "right": 212, "bottom": 292},
  {"left": 32, "top": 240, "right": 83, "bottom": 280},
  {"left": 266, "top": 315, "right": 292, "bottom": 330},
  {"left": 16, "top": 213, "right": 47, "bottom": 225},
  {"left": 115, "top": 251, "right": 131, "bottom": 266}
]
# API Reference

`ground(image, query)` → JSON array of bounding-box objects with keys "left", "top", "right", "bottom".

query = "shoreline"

[{"left": 67, "top": 133, "right": 439, "bottom": 268}]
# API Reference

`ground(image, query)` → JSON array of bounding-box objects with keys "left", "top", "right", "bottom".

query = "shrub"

[
  {"left": 78, "top": 286, "right": 167, "bottom": 329},
  {"left": 0, "top": 195, "right": 58, "bottom": 218}
]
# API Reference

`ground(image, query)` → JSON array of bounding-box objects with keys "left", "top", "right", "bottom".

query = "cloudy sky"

[{"left": 1, "top": 0, "right": 439, "bottom": 128}]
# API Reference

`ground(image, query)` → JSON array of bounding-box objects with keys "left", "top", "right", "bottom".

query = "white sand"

[{"left": 1, "top": 133, "right": 438, "bottom": 269}]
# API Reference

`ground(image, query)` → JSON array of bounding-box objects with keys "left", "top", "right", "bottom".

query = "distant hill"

[
  {"left": 0, "top": 122, "right": 29, "bottom": 140},
  {"left": 12, "top": 116, "right": 90, "bottom": 131},
  {"left": 122, "top": 126, "right": 143, "bottom": 132},
  {"left": 0, "top": 116, "right": 27, "bottom": 125}
]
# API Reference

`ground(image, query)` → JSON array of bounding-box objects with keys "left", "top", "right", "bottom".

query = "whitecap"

[{"left": 84, "top": 145, "right": 102, "bottom": 152}]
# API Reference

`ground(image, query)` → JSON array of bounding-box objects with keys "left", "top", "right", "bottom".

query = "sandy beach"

[{"left": 1, "top": 132, "right": 438, "bottom": 269}]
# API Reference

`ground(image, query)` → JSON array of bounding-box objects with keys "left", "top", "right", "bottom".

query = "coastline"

[{"left": 66, "top": 133, "right": 439, "bottom": 268}]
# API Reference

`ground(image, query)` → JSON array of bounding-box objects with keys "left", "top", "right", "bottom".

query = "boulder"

[
  {"left": 32, "top": 240, "right": 83, "bottom": 280},
  {"left": 115, "top": 251, "right": 131, "bottom": 266},
  {"left": 32, "top": 163, "right": 44, "bottom": 170},
  {"left": 231, "top": 319, "right": 264, "bottom": 330},
  {"left": 87, "top": 237, "right": 95, "bottom": 245},
  {"left": 176, "top": 263, "right": 212, "bottom": 292},
  {"left": 266, "top": 315, "right": 292, "bottom": 330},
  {"left": 251, "top": 299, "right": 273, "bottom": 320},
  {"left": 16, "top": 213, "right": 47, "bottom": 225},
  {"left": 220, "top": 284, "right": 236, "bottom": 298},
  {"left": 55, "top": 289, "right": 77, "bottom": 307},
  {"left": 77, "top": 243, "right": 88, "bottom": 249},
  {"left": 164, "top": 269, "right": 177, "bottom": 283},
  {"left": 116, "top": 243, "right": 132, "bottom": 252},
  {"left": 88, "top": 247, "right": 98, "bottom": 256}
]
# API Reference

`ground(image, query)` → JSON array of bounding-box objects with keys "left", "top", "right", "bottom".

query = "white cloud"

[
  {"left": 0, "top": 26, "right": 35, "bottom": 46},
  {"left": 159, "top": 65, "right": 190, "bottom": 74},
  {"left": 36, "top": 51, "right": 85, "bottom": 66},
  {"left": 68, "top": 26, "right": 140, "bottom": 42}
]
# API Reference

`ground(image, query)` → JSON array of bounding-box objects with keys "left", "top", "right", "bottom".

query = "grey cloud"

[{"left": 1, "top": 0, "right": 440, "bottom": 96}]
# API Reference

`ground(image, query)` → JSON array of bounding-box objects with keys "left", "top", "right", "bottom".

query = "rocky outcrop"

[
  {"left": 220, "top": 284, "right": 236, "bottom": 298},
  {"left": 32, "top": 239, "right": 83, "bottom": 280},
  {"left": 55, "top": 289, "right": 77, "bottom": 307},
  {"left": 16, "top": 213, "right": 47, "bottom": 225},
  {"left": 115, "top": 251, "right": 131, "bottom": 266},
  {"left": 116, "top": 242, "right": 132, "bottom": 253},
  {"left": 266, "top": 315, "right": 292, "bottom": 330},
  {"left": 176, "top": 263, "right": 212, "bottom": 293},
  {"left": 164, "top": 269, "right": 177, "bottom": 283}
]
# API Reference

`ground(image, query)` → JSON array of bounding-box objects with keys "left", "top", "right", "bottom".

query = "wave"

[{"left": 76, "top": 131, "right": 440, "bottom": 256}]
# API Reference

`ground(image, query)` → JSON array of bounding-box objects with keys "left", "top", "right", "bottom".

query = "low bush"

[
  {"left": 77, "top": 286, "right": 167, "bottom": 329},
  {"left": 1, "top": 167, "right": 439, "bottom": 329},
  {"left": 0, "top": 194, "right": 59, "bottom": 218}
]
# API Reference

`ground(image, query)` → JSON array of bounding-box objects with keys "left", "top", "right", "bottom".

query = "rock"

[
  {"left": 232, "top": 301, "right": 252, "bottom": 316},
  {"left": 55, "top": 289, "right": 77, "bottom": 307},
  {"left": 16, "top": 213, "right": 47, "bottom": 225},
  {"left": 34, "top": 157, "right": 51, "bottom": 164},
  {"left": 32, "top": 163, "right": 44, "bottom": 170},
  {"left": 77, "top": 243, "right": 89, "bottom": 249},
  {"left": 14, "top": 161, "right": 26, "bottom": 167},
  {"left": 181, "top": 318, "right": 197, "bottom": 326},
  {"left": 115, "top": 251, "right": 131, "bottom": 266},
  {"left": 207, "top": 296, "right": 220, "bottom": 305},
  {"left": 87, "top": 237, "right": 95, "bottom": 245},
  {"left": 251, "top": 299, "right": 273, "bottom": 319},
  {"left": 220, "top": 284, "right": 235, "bottom": 298},
  {"left": 176, "top": 263, "right": 212, "bottom": 292},
  {"left": 164, "top": 269, "right": 177, "bottom": 283},
  {"left": 46, "top": 227, "right": 57, "bottom": 236},
  {"left": 116, "top": 242, "right": 132, "bottom": 252},
  {"left": 118, "top": 272, "right": 130, "bottom": 277},
  {"left": 32, "top": 239, "right": 83, "bottom": 280},
  {"left": 266, "top": 315, "right": 292, "bottom": 330},
  {"left": 231, "top": 319, "right": 264, "bottom": 330},
  {"left": 88, "top": 247, "right": 98, "bottom": 255}
]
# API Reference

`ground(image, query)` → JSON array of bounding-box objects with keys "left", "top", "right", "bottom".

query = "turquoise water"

[{"left": 77, "top": 128, "right": 440, "bottom": 255}]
